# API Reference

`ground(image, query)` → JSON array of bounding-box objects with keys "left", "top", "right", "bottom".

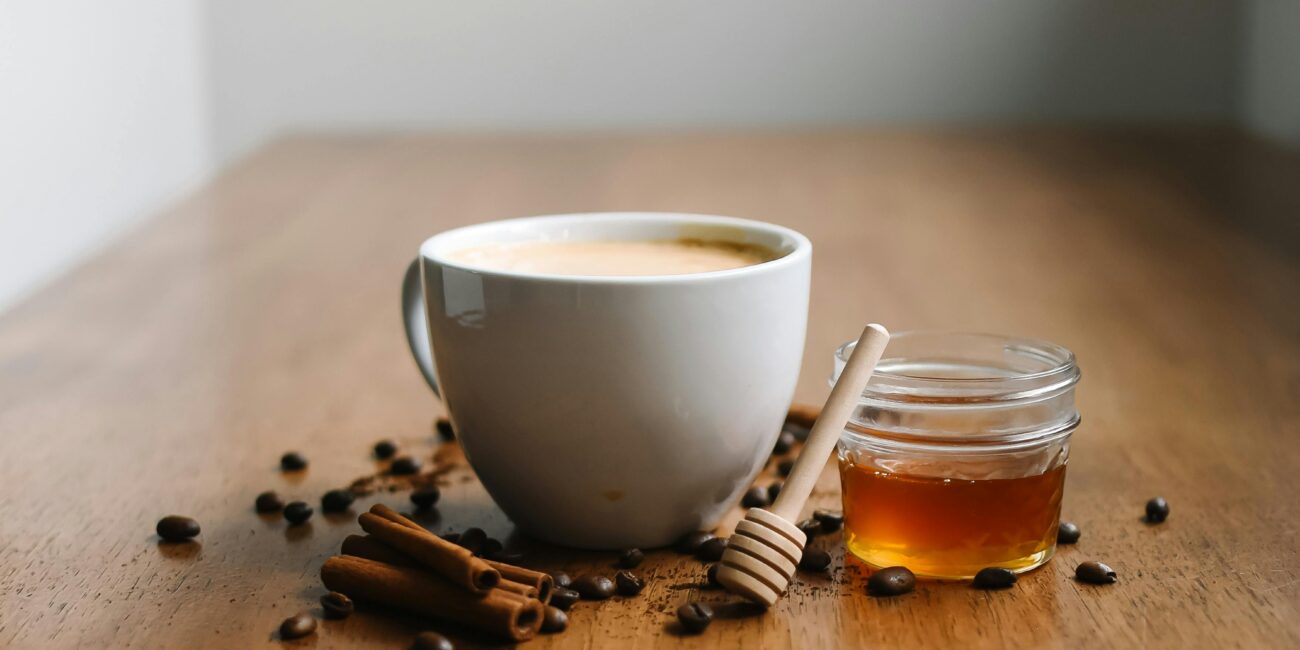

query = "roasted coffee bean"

[
  {"left": 278, "top": 612, "right": 316, "bottom": 640},
  {"left": 772, "top": 430, "right": 796, "bottom": 455},
  {"left": 706, "top": 564, "right": 722, "bottom": 588},
  {"left": 618, "top": 548, "right": 644, "bottom": 569},
  {"left": 973, "top": 567, "right": 1017, "bottom": 589},
  {"left": 813, "top": 509, "right": 844, "bottom": 533},
  {"left": 783, "top": 422, "right": 811, "bottom": 442},
  {"left": 767, "top": 482, "right": 783, "bottom": 502},
  {"left": 457, "top": 527, "right": 486, "bottom": 555},
  {"left": 741, "top": 486, "right": 770, "bottom": 508},
  {"left": 615, "top": 570, "right": 645, "bottom": 596},
  {"left": 777, "top": 458, "right": 795, "bottom": 477},
  {"left": 390, "top": 456, "right": 421, "bottom": 475},
  {"left": 255, "top": 491, "right": 284, "bottom": 513},
  {"left": 675, "top": 531, "right": 715, "bottom": 555},
  {"left": 1145, "top": 497, "right": 1170, "bottom": 523},
  {"left": 541, "top": 606, "right": 568, "bottom": 633},
  {"left": 798, "top": 518, "right": 822, "bottom": 539},
  {"left": 440, "top": 532, "right": 460, "bottom": 544},
  {"left": 411, "top": 486, "right": 441, "bottom": 510},
  {"left": 867, "top": 566, "right": 916, "bottom": 596},
  {"left": 156, "top": 515, "right": 200, "bottom": 542},
  {"left": 1058, "top": 521, "right": 1081, "bottom": 544},
  {"left": 696, "top": 536, "right": 728, "bottom": 562},
  {"left": 280, "top": 451, "right": 308, "bottom": 471},
  {"left": 676, "top": 602, "right": 714, "bottom": 634},
  {"left": 435, "top": 418, "right": 455, "bottom": 441},
  {"left": 479, "top": 537, "right": 503, "bottom": 558},
  {"left": 283, "top": 501, "right": 313, "bottom": 525},
  {"left": 373, "top": 439, "right": 398, "bottom": 459},
  {"left": 321, "top": 489, "right": 355, "bottom": 513},
  {"left": 572, "top": 575, "right": 615, "bottom": 600},
  {"left": 1075, "top": 561, "right": 1117, "bottom": 584},
  {"left": 799, "top": 548, "right": 831, "bottom": 572},
  {"left": 549, "top": 571, "right": 573, "bottom": 589},
  {"left": 550, "top": 587, "right": 580, "bottom": 610},
  {"left": 320, "top": 591, "right": 354, "bottom": 619},
  {"left": 411, "top": 631, "right": 454, "bottom": 650}
]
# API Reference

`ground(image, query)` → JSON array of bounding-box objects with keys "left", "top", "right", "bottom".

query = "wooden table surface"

[{"left": 1, "top": 128, "right": 1297, "bottom": 649}]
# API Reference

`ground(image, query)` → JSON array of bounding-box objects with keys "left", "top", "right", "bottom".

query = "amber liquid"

[{"left": 839, "top": 460, "right": 1066, "bottom": 579}]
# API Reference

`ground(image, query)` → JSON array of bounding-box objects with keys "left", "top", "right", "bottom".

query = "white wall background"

[
  {"left": 0, "top": 0, "right": 1295, "bottom": 312},
  {"left": 207, "top": 0, "right": 1241, "bottom": 164},
  {"left": 0, "top": 0, "right": 211, "bottom": 313}
]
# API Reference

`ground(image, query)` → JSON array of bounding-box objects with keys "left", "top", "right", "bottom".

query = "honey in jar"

[{"left": 831, "top": 331, "right": 1080, "bottom": 579}]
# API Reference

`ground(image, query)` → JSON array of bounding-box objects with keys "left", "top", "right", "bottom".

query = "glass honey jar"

[{"left": 834, "top": 331, "right": 1081, "bottom": 579}]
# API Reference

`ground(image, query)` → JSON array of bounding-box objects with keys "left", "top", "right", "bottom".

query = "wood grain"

[{"left": 0, "top": 128, "right": 1296, "bottom": 649}]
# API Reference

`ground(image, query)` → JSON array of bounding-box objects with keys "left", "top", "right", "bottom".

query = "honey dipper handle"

[{"left": 771, "top": 324, "right": 890, "bottom": 522}]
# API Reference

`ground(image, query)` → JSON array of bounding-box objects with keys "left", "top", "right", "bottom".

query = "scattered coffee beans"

[
  {"left": 283, "top": 501, "right": 313, "bottom": 525},
  {"left": 777, "top": 459, "right": 794, "bottom": 477},
  {"left": 675, "top": 531, "right": 715, "bottom": 555},
  {"left": 435, "top": 418, "right": 455, "bottom": 441},
  {"left": 867, "top": 566, "right": 916, "bottom": 596},
  {"left": 767, "top": 482, "right": 783, "bottom": 502},
  {"left": 798, "top": 518, "right": 822, "bottom": 539},
  {"left": 255, "top": 491, "right": 284, "bottom": 513},
  {"left": 488, "top": 550, "right": 523, "bottom": 564},
  {"left": 784, "top": 422, "right": 811, "bottom": 442},
  {"left": 973, "top": 567, "right": 1017, "bottom": 589},
  {"left": 390, "top": 456, "right": 421, "bottom": 476},
  {"left": 542, "top": 606, "right": 568, "bottom": 633},
  {"left": 373, "top": 439, "right": 398, "bottom": 459},
  {"left": 1058, "top": 521, "right": 1081, "bottom": 544},
  {"left": 696, "top": 537, "right": 728, "bottom": 562},
  {"left": 706, "top": 564, "right": 722, "bottom": 589},
  {"left": 320, "top": 591, "right": 354, "bottom": 619},
  {"left": 799, "top": 548, "right": 831, "bottom": 572},
  {"left": 550, "top": 587, "right": 580, "bottom": 611},
  {"left": 676, "top": 602, "right": 714, "bottom": 634},
  {"left": 549, "top": 571, "right": 573, "bottom": 589},
  {"left": 479, "top": 537, "right": 503, "bottom": 558},
  {"left": 440, "top": 532, "right": 460, "bottom": 544},
  {"left": 572, "top": 575, "right": 615, "bottom": 600},
  {"left": 813, "top": 509, "right": 843, "bottom": 533},
  {"left": 1075, "top": 561, "right": 1117, "bottom": 584},
  {"left": 615, "top": 570, "right": 645, "bottom": 596},
  {"left": 155, "top": 515, "right": 200, "bottom": 542},
  {"left": 741, "top": 486, "right": 770, "bottom": 508},
  {"left": 457, "top": 528, "right": 486, "bottom": 555},
  {"left": 772, "top": 430, "right": 796, "bottom": 455},
  {"left": 321, "top": 489, "right": 355, "bottom": 513},
  {"left": 1145, "top": 497, "right": 1170, "bottom": 523},
  {"left": 411, "top": 486, "right": 441, "bottom": 510},
  {"left": 412, "top": 631, "right": 454, "bottom": 650},
  {"left": 278, "top": 612, "right": 316, "bottom": 640},
  {"left": 618, "top": 548, "right": 644, "bottom": 569},
  {"left": 280, "top": 451, "right": 308, "bottom": 471}
]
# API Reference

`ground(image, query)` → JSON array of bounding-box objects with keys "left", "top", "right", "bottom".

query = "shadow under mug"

[{"left": 402, "top": 212, "right": 811, "bottom": 549}]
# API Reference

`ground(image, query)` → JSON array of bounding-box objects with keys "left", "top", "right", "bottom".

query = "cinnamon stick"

[
  {"left": 321, "top": 555, "right": 543, "bottom": 642},
  {"left": 357, "top": 509, "right": 500, "bottom": 593},
  {"left": 342, "top": 534, "right": 542, "bottom": 601},
  {"left": 787, "top": 403, "right": 821, "bottom": 429},
  {"left": 486, "top": 560, "right": 554, "bottom": 603}
]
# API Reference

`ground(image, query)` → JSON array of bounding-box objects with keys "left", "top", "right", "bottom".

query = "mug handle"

[{"left": 401, "top": 258, "right": 440, "bottom": 397}]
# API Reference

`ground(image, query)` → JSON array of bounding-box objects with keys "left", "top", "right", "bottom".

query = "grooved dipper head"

[{"left": 714, "top": 508, "right": 808, "bottom": 607}]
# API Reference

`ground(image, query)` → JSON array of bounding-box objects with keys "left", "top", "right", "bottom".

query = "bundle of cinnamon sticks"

[{"left": 321, "top": 504, "right": 554, "bottom": 642}]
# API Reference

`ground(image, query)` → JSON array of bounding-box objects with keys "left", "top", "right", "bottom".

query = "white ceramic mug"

[{"left": 402, "top": 213, "right": 811, "bottom": 549}]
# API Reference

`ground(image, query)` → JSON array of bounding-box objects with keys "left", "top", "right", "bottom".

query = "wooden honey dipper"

[{"left": 716, "top": 323, "right": 890, "bottom": 607}]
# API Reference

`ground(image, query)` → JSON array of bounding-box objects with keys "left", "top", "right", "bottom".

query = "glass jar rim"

[{"left": 834, "top": 330, "right": 1080, "bottom": 403}]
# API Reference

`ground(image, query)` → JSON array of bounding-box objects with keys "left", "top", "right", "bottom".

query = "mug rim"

[{"left": 419, "top": 212, "right": 812, "bottom": 285}]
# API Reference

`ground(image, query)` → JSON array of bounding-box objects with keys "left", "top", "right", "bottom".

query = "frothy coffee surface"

[{"left": 448, "top": 239, "right": 776, "bottom": 276}]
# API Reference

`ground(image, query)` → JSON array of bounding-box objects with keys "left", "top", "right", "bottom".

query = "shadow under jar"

[{"left": 834, "top": 332, "right": 1080, "bottom": 580}]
